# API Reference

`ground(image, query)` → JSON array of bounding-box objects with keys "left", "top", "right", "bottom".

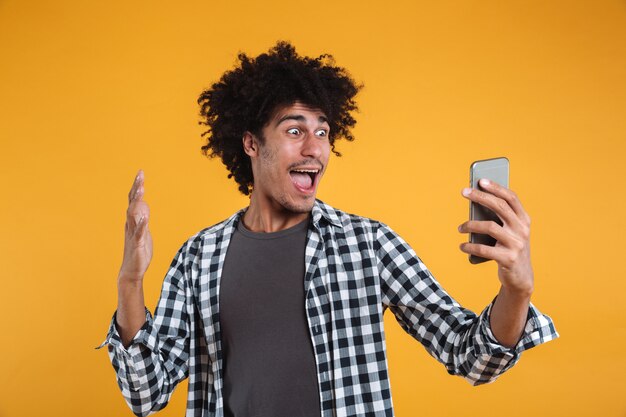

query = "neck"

[{"left": 242, "top": 192, "right": 311, "bottom": 233}]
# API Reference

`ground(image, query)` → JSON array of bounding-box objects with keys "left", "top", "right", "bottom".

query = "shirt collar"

[{"left": 311, "top": 199, "right": 342, "bottom": 228}]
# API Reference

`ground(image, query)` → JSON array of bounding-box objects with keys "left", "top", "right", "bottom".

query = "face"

[{"left": 244, "top": 102, "right": 331, "bottom": 214}]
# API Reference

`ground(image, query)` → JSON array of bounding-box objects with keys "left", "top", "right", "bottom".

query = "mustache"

[{"left": 287, "top": 159, "right": 324, "bottom": 171}]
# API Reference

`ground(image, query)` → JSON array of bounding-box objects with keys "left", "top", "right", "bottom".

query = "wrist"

[
  {"left": 117, "top": 272, "right": 144, "bottom": 288},
  {"left": 499, "top": 284, "right": 533, "bottom": 303}
]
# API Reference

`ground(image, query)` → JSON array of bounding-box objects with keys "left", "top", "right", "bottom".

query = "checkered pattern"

[{"left": 100, "top": 200, "right": 558, "bottom": 417}]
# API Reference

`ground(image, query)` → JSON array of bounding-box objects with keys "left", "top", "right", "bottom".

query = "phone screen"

[{"left": 469, "top": 157, "right": 509, "bottom": 264}]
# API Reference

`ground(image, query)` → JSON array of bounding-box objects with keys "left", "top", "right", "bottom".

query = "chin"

[{"left": 279, "top": 195, "right": 316, "bottom": 214}]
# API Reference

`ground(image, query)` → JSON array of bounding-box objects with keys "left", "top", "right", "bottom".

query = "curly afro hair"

[{"left": 198, "top": 41, "right": 362, "bottom": 195}]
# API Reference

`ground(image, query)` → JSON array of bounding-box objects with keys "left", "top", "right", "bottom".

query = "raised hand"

[
  {"left": 457, "top": 178, "right": 534, "bottom": 347},
  {"left": 458, "top": 178, "right": 534, "bottom": 296},
  {"left": 119, "top": 170, "right": 153, "bottom": 282},
  {"left": 116, "top": 170, "right": 152, "bottom": 346}
]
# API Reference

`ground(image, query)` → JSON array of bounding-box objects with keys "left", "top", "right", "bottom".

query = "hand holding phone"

[
  {"left": 458, "top": 157, "right": 535, "bottom": 302},
  {"left": 459, "top": 158, "right": 536, "bottom": 347}
]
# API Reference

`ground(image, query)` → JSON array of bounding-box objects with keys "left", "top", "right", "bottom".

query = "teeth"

[{"left": 292, "top": 169, "right": 319, "bottom": 173}]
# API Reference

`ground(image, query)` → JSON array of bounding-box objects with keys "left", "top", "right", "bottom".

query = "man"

[{"left": 100, "top": 42, "right": 558, "bottom": 417}]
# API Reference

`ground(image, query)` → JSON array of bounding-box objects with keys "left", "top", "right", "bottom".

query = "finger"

[
  {"left": 458, "top": 220, "right": 520, "bottom": 248},
  {"left": 128, "top": 188, "right": 145, "bottom": 212},
  {"left": 133, "top": 214, "right": 149, "bottom": 240},
  {"left": 462, "top": 186, "right": 521, "bottom": 229},
  {"left": 477, "top": 179, "right": 530, "bottom": 224},
  {"left": 135, "top": 185, "right": 145, "bottom": 203},
  {"left": 128, "top": 170, "right": 145, "bottom": 204},
  {"left": 459, "top": 242, "right": 509, "bottom": 263}
]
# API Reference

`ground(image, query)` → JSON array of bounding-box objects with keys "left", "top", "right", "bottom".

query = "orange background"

[{"left": 1, "top": 1, "right": 625, "bottom": 416}]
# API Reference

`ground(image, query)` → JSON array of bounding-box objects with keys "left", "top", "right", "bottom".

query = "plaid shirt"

[{"left": 100, "top": 200, "right": 558, "bottom": 417}]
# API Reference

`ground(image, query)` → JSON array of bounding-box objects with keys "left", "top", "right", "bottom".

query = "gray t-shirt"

[{"left": 220, "top": 217, "right": 321, "bottom": 417}]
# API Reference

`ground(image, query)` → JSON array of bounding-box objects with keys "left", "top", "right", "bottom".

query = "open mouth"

[{"left": 289, "top": 168, "right": 320, "bottom": 193}]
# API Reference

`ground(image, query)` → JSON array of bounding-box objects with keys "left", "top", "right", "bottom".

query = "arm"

[
  {"left": 376, "top": 221, "right": 557, "bottom": 385},
  {"left": 99, "top": 171, "right": 190, "bottom": 416},
  {"left": 117, "top": 169, "right": 152, "bottom": 347},
  {"left": 458, "top": 178, "right": 535, "bottom": 347}
]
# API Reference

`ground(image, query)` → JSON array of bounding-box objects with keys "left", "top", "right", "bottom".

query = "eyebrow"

[{"left": 275, "top": 114, "right": 329, "bottom": 126}]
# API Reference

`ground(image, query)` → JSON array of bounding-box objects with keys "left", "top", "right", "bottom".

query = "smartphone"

[{"left": 469, "top": 157, "right": 509, "bottom": 264}]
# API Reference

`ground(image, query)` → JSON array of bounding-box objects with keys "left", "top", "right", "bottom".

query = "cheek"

[
  {"left": 322, "top": 142, "right": 331, "bottom": 160},
  {"left": 259, "top": 145, "right": 276, "bottom": 162}
]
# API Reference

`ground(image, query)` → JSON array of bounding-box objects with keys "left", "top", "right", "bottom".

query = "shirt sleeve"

[
  {"left": 375, "top": 222, "right": 558, "bottom": 385},
  {"left": 97, "top": 247, "right": 191, "bottom": 417}
]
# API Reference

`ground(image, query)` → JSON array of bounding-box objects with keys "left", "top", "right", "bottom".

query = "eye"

[
  {"left": 315, "top": 129, "right": 328, "bottom": 137},
  {"left": 287, "top": 128, "right": 301, "bottom": 135}
]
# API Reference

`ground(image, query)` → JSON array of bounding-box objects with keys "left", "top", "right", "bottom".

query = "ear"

[{"left": 242, "top": 131, "right": 259, "bottom": 157}]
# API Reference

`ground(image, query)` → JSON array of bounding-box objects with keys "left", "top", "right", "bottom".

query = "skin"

[{"left": 116, "top": 105, "right": 533, "bottom": 349}]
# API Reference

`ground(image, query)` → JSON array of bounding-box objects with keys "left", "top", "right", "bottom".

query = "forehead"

[{"left": 269, "top": 102, "right": 329, "bottom": 126}]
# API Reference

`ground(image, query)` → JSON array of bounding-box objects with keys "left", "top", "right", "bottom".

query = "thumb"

[{"left": 134, "top": 215, "right": 149, "bottom": 240}]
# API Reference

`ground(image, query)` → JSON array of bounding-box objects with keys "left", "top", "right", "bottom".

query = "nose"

[{"left": 301, "top": 132, "right": 326, "bottom": 159}]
